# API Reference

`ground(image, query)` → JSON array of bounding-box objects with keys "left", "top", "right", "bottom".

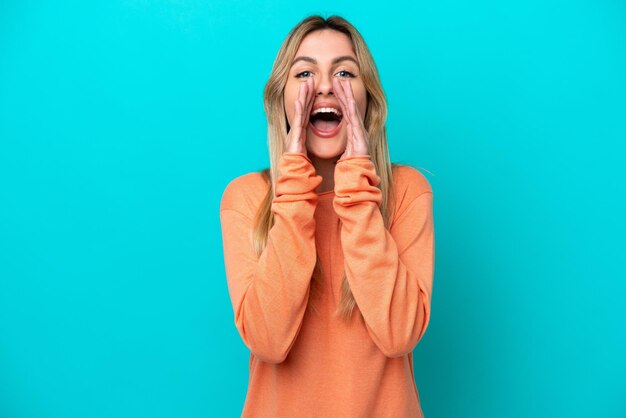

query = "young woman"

[{"left": 220, "top": 15, "right": 435, "bottom": 417}]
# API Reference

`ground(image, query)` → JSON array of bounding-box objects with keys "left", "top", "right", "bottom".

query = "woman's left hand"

[{"left": 333, "top": 78, "right": 370, "bottom": 159}]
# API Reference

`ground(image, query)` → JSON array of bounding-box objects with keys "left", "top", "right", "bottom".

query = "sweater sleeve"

[
  {"left": 219, "top": 152, "right": 323, "bottom": 364},
  {"left": 333, "top": 155, "right": 435, "bottom": 358}
]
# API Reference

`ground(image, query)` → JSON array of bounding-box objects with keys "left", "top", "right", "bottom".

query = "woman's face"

[{"left": 284, "top": 29, "right": 368, "bottom": 159}]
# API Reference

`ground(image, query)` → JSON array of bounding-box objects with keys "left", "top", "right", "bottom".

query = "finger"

[
  {"left": 346, "top": 110, "right": 354, "bottom": 142},
  {"left": 341, "top": 79, "right": 365, "bottom": 132},
  {"left": 298, "top": 79, "right": 309, "bottom": 132},
  {"left": 341, "top": 80, "right": 356, "bottom": 120},
  {"left": 303, "top": 77, "right": 315, "bottom": 128},
  {"left": 353, "top": 103, "right": 369, "bottom": 143},
  {"left": 298, "top": 81, "right": 307, "bottom": 130},
  {"left": 345, "top": 122, "right": 354, "bottom": 156},
  {"left": 342, "top": 78, "right": 355, "bottom": 103},
  {"left": 294, "top": 82, "right": 307, "bottom": 126},
  {"left": 344, "top": 89, "right": 356, "bottom": 143},
  {"left": 298, "top": 80, "right": 307, "bottom": 108},
  {"left": 332, "top": 77, "right": 345, "bottom": 106},
  {"left": 293, "top": 82, "right": 309, "bottom": 140},
  {"left": 342, "top": 80, "right": 361, "bottom": 122},
  {"left": 348, "top": 98, "right": 367, "bottom": 143},
  {"left": 333, "top": 78, "right": 347, "bottom": 113},
  {"left": 340, "top": 80, "right": 369, "bottom": 154},
  {"left": 333, "top": 78, "right": 351, "bottom": 124},
  {"left": 291, "top": 95, "right": 302, "bottom": 139}
]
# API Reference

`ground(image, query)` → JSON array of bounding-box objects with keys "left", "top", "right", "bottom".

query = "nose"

[{"left": 316, "top": 73, "right": 334, "bottom": 96}]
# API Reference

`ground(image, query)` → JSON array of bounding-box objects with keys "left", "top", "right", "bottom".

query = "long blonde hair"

[{"left": 254, "top": 15, "right": 397, "bottom": 321}]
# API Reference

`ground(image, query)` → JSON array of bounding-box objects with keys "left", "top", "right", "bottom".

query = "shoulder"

[
  {"left": 392, "top": 164, "right": 433, "bottom": 201},
  {"left": 390, "top": 164, "right": 433, "bottom": 224},
  {"left": 220, "top": 170, "right": 270, "bottom": 218}
]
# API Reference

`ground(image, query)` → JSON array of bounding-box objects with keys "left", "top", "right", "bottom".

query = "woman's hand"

[
  {"left": 333, "top": 77, "right": 370, "bottom": 159},
  {"left": 285, "top": 77, "right": 315, "bottom": 154}
]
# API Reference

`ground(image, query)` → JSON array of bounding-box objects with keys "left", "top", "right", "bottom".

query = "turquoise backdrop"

[{"left": 1, "top": 1, "right": 624, "bottom": 417}]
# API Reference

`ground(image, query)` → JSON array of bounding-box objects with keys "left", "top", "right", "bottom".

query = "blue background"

[{"left": 1, "top": 1, "right": 625, "bottom": 417}]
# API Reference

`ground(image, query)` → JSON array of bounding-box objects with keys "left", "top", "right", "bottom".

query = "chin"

[
  {"left": 305, "top": 127, "right": 347, "bottom": 160},
  {"left": 307, "top": 150, "right": 344, "bottom": 160},
  {"left": 306, "top": 139, "right": 346, "bottom": 160}
]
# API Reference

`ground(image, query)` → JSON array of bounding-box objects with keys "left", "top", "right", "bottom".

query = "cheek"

[
  {"left": 350, "top": 82, "right": 367, "bottom": 113},
  {"left": 357, "top": 91, "right": 368, "bottom": 118}
]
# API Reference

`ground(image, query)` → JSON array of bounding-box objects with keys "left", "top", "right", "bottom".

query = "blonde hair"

[{"left": 254, "top": 15, "right": 398, "bottom": 321}]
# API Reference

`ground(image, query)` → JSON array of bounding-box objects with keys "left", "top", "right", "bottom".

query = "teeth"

[{"left": 311, "top": 107, "right": 342, "bottom": 117}]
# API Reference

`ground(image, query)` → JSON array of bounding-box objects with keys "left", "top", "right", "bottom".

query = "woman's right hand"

[{"left": 285, "top": 77, "right": 315, "bottom": 154}]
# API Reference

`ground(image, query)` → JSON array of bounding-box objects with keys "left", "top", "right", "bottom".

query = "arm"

[
  {"left": 219, "top": 153, "right": 322, "bottom": 364},
  {"left": 333, "top": 156, "right": 435, "bottom": 358}
]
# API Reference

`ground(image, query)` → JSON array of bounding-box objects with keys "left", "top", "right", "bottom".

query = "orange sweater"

[{"left": 219, "top": 152, "right": 435, "bottom": 417}]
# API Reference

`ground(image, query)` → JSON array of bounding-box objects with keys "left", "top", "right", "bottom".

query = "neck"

[{"left": 309, "top": 154, "right": 340, "bottom": 194}]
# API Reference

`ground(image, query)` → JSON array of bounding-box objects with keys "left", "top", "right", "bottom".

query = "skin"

[{"left": 283, "top": 29, "right": 370, "bottom": 193}]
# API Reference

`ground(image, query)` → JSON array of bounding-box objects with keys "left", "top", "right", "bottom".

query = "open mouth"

[{"left": 308, "top": 107, "right": 343, "bottom": 137}]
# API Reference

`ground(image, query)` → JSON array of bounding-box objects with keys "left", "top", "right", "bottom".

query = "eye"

[
  {"left": 335, "top": 70, "right": 355, "bottom": 78},
  {"left": 295, "top": 70, "right": 313, "bottom": 79}
]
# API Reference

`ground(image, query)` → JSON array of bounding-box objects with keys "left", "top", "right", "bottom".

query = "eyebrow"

[{"left": 291, "top": 55, "right": 359, "bottom": 66}]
